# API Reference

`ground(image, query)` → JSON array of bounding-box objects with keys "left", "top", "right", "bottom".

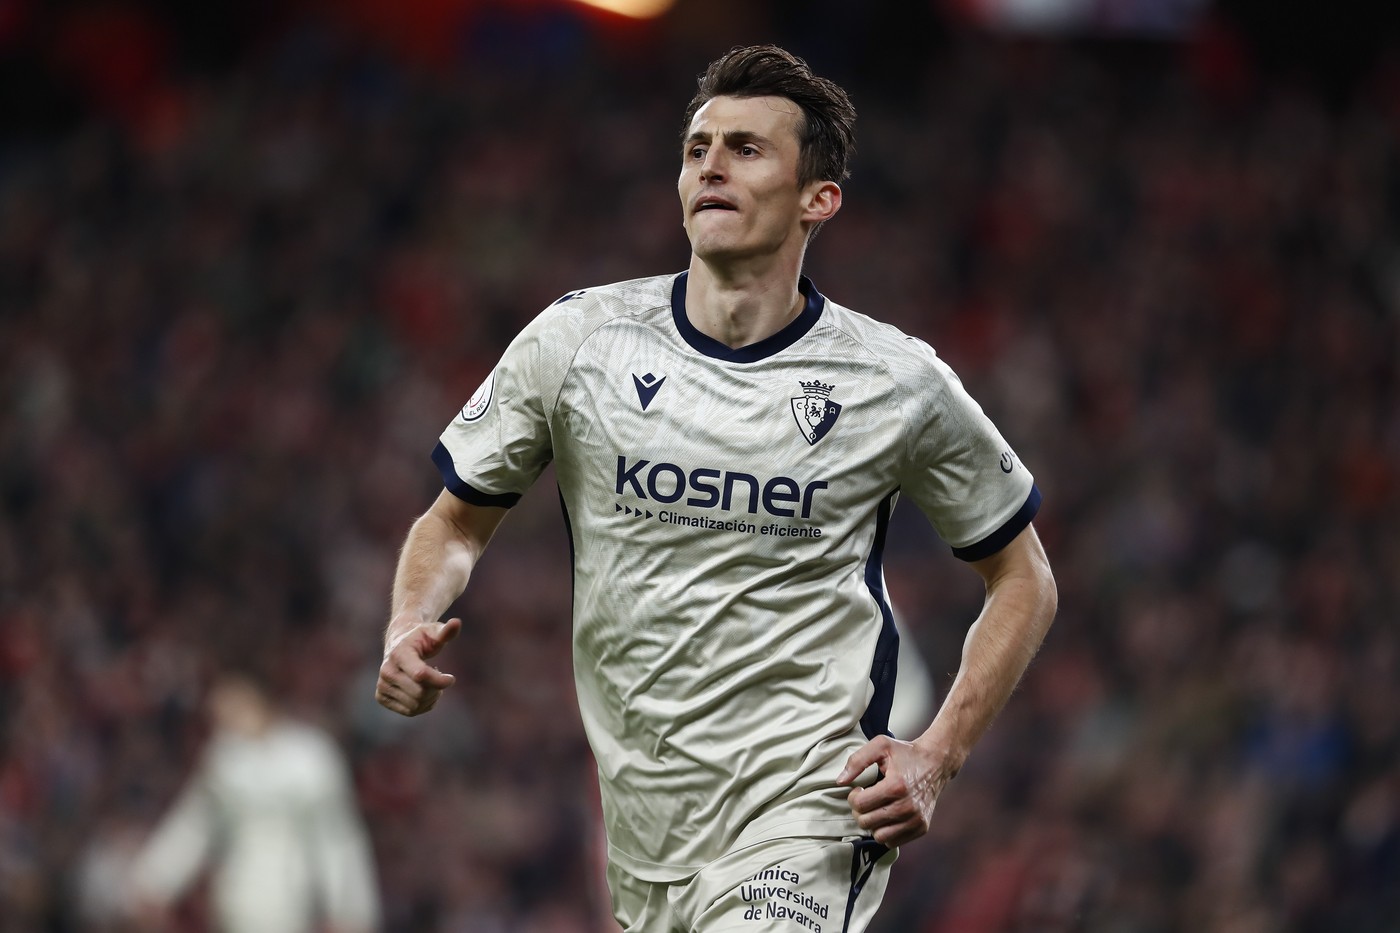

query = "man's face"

[{"left": 678, "top": 95, "right": 818, "bottom": 265}]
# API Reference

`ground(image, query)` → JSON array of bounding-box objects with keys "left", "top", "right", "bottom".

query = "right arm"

[{"left": 375, "top": 489, "right": 507, "bottom": 717}]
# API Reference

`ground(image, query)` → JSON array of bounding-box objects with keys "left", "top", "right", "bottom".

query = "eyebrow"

[{"left": 683, "top": 130, "right": 776, "bottom": 150}]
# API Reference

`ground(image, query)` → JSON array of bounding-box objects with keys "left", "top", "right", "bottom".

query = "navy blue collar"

[{"left": 670, "top": 271, "right": 825, "bottom": 363}]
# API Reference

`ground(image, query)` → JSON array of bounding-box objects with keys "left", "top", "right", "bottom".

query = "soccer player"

[
  {"left": 376, "top": 45, "right": 1057, "bottom": 931},
  {"left": 132, "top": 671, "right": 381, "bottom": 933}
]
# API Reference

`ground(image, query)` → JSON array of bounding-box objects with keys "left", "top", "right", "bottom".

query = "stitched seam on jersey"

[
  {"left": 812, "top": 319, "right": 926, "bottom": 473},
  {"left": 545, "top": 293, "right": 672, "bottom": 424}
]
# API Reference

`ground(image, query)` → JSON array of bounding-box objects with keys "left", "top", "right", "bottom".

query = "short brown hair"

[{"left": 682, "top": 45, "right": 856, "bottom": 188}]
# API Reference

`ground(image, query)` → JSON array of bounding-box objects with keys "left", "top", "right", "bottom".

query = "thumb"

[
  {"left": 421, "top": 617, "right": 462, "bottom": 657},
  {"left": 408, "top": 618, "right": 461, "bottom": 688},
  {"left": 837, "top": 736, "right": 891, "bottom": 785}
]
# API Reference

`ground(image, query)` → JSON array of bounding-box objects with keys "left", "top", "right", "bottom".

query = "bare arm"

[
  {"left": 920, "top": 523, "right": 1058, "bottom": 771},
  {"left": 375, "top": 489, "right": 508, "bottom": 717},
  {"left": 839, "top": 523, "right": 1057, "bottom": 847}
]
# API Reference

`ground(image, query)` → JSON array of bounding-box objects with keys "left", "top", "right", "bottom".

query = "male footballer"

[{"left": 376, "top": 44, "right": 1057, "bottom": 932}]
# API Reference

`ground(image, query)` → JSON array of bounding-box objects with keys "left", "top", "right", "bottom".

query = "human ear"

[{"left": 801, "top": 181, "right": 842, "bottom": 226}]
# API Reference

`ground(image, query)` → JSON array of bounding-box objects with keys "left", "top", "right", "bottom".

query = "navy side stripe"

[
  {"left": 841, "top": 837, "right": 889, "bottom": 932},
  {"left": 860, "top": 491, "right": 900, "bottom": 740},
  {"left": 951, "top": 484, "right": 1041, "bottom": 562},
  {"left": 432, "top": 442, "right": 522, "bottom": 507},
  {"left": 557, "top": 487, "right": 576, "bottom": 606}
]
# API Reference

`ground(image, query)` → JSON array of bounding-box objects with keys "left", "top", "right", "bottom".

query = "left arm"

[{"left": 838, "top": 523, "right": 1057, "bottom": 847}]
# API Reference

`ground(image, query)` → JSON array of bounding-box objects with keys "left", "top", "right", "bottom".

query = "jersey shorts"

[
  {"left": 434, "top": 271, "right": 1039, "bottom": 880},
  {"left": 607, "top": 833, "right": 896, "bottom": 933}
]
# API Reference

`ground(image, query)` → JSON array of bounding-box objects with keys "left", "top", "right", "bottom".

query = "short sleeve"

[
  {"left": 433, "top": 307, "right": 568, "bottom": 507},
  {"left": 898, "top": 343, "right": 1040, "bottom": 561}
]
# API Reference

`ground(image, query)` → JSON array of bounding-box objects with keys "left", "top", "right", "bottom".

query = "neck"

[{"left": 684, "top": 253, "right": 807, "bottom": 349}]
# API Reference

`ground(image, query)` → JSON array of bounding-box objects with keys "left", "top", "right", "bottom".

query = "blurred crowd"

[{"left": 1, "top": 11, "right": 1398, "bottom": 933}]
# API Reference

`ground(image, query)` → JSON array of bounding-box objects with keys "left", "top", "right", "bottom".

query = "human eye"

[
  {"left": 687, "top": 144, "right": 707, "bottom": 160},
  {"left": 739, "top": 144, "right": 758, "bottom": 156}
]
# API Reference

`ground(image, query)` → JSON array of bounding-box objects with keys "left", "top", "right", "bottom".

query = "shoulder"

[
  {"left": 271, "top": 722, "right": 350, "bottom": 773},
  {"left": 546, "top": 273, "right": 676, "bottom": 314},
  {"left": 509, "top": 270, "right": 677, "bottom": 364},
  {"left": 530, "top": 273, "right": 677, "bottom": 340},
  {"left": 817, "top": 297, "right": 959, "bottom": 392}
]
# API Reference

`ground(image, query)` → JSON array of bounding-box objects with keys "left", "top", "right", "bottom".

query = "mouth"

[{"left": 693, "top": 196, "right": 738, "bottom": 215}]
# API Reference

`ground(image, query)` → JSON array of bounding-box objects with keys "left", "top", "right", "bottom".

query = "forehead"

[{"left": 687, "top": 95, "right": 803, "bottom": 141}]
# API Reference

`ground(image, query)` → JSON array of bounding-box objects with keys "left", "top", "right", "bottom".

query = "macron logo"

[{"left": 632, "top": 372, "right": 666, "bottom": 411}]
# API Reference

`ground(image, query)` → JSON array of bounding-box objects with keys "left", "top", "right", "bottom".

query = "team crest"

[{"left": 790, "top": 379, "right": 841, "bottom": 445}]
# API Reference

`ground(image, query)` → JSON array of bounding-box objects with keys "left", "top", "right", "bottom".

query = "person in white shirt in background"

[{"left": 130, "top": 670, "right": 381, "bottom": 933}]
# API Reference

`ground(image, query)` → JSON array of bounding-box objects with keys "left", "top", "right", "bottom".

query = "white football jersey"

[{"left": 435, "top": 272, "right": 1038, "bottom": 880}]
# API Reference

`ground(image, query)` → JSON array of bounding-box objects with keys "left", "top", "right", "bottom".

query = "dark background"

[{"left": 2, "top": 0, "right": 1398, "bottom": 930}]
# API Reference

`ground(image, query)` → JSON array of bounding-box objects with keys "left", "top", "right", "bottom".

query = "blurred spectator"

[{"left": 128, "top": 670, "right": 381, "bottom": 933}]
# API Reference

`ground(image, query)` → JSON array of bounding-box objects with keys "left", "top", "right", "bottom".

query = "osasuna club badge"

[
  {"left": 459, "top": 371, "right": 495, "bottom": 422},
  {"left": 791, "top": 379, "right": 841, "bottom": 445}
]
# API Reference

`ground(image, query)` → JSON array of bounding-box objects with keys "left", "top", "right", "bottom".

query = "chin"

[
  {"left": 689, "top": 236, "right": 740, "bottom": 262},
  {"left": 689, "top": 229, "right": 770, "bottom": 262},
  {"left": 693, "top": 245, "right": 756, "bottom": 267}
]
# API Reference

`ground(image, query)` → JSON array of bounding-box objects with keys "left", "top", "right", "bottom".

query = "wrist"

[
  {"left": 383, "top": 611, "right": 431, "bottom": 653},
  {"left": 912, "top": 730, "right": 969, "bottom": 780}
]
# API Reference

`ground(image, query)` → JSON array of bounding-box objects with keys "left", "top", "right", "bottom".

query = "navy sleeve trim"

[
  {"left": 431, "top": 442, "right": 522, "bottom": 508},
  {"left": 950, "top": 484, "right": 1041, "bottom": 562}
]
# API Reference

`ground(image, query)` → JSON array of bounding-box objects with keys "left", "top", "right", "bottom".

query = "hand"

[
  {"left": 836, "top": 735, "right": 957, "bottom": 848},
  {"left": 375, "top": 617, "right": 461, "bottom": 716}
]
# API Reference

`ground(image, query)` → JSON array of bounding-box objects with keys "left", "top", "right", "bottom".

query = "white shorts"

[{"left": 606, "top": 835, "right": 896, "bottom": 933}]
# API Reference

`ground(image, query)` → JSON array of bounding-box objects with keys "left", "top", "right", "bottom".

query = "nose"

[{"left": 699, "top": 146, "right": 726, "bottom": 182}]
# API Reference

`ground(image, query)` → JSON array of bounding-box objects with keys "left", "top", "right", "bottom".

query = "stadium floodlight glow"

[{"left": 570, "top": 0, "right": 676, "bottom": 19}]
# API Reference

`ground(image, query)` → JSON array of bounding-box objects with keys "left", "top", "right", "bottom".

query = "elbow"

[{"left": 1037, "top": 560, "right": 1059, "bottom": 637}]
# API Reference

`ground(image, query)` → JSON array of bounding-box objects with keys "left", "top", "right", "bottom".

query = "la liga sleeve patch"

[{"left": 459, "top": 371, "right": 495, "bottom": 422}]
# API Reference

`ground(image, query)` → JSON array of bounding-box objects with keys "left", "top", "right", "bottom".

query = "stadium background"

[{"left": 2, "top": 0, "right": 1398, "bottom": 929}]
